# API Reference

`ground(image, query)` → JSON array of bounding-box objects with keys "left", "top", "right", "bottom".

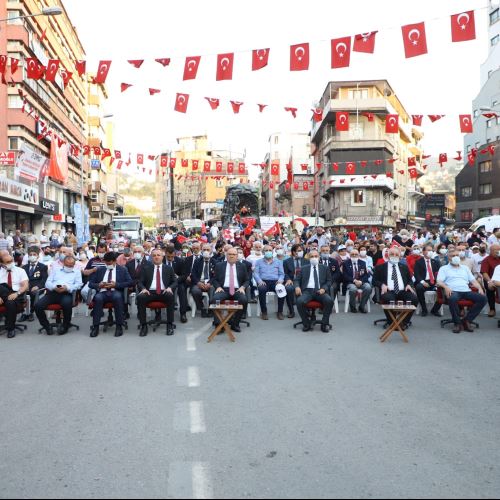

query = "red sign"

[
  {"left": 0, "top": 151, "right": 15, "bottom": 166},
  {"left": 52, "top": 214, "right": 63, "bottom": 222}
]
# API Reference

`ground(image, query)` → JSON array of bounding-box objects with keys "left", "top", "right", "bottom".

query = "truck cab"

[{"left": 112, "top": 216, "right": 144, "bottom": 243}]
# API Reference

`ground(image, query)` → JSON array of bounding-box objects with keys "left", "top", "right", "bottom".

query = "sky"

[{"left": 63, "top": 0, "right": 490, "bottom": 175}]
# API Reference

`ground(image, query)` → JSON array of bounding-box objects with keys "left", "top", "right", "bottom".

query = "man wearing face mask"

[
  {"left": 83, "top": 243, "right": 108, "bottom": 278},
  {"left": 343, "top": 249, "right": 372, "bottom": 314},
  {"left": 283, "top": 244, "right": 307, "bottom": 318},
  {"left": 373, "top": 247, "right": 418, "bottom": 328},
  {"left": 191, "top": 244, "right": 216, "bottom": 317},
  {"left": 0, "top": 254, "right": 29, "bottom": 338},
  {"left": 21, "top": 247, "right": 48, "bottom": 322},
  {"left": 319, "top": 244, "right": 342, "bottom": 304},
  {"left": 405, "top": 245, "right": 423, "bottom": 277},
  {"left": 437, "top": 249, "right": 487, "bottom": 334},
  {"left": 35, "top": 256, "right": 83, "bottom": 335},
  {"left": 393, "top": 229, "right": 413, "bottom": 257},
  {"left": 414, "top": 245, "right": 442, "bottom": 317},
  {"left": 481, "top": 243, "right": 500, "bottom": 318},
  {"left": 88, "top": 252, "right": 134, "bottom": 338}
]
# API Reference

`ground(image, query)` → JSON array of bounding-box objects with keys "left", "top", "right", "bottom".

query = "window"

[
  {"left": 352, "top": 189, "right": 365, "bottom": 206},
  {"left": 350, "top": 122, "right": 365, "bottom": 140},
  {"left": 479, "top": 208, "right": 493, "bottom": 217},
  {"left": 348, "top": 89, "right": 368, "bottom": 100},
  {"left": 491, "top": 35, "right": 500, "bottom": 46},
  {"left": 490, "top": 8, "right": 499, "bottom": 24},
  {"left": 6, "top": 10, "right": 22, "bottom": 25},
  {"left": 461, "top": 210, "right": 473, "bottom": 222},
  {"left": 473, "top": 110, "right": 479, "bottom": 118},
  {"left": 480, "top": 183, "right": 493, "bottom": 195},
  {"left": 274, "top": 136, "right": 279, "bottom": 145},
  {"left": 7, "top": 95, "right": 22, "bottom": 108},
  {"left": 487, "top": 119, "right": 493, "bottom": 128},
  {"left": 480, "top": 160, "right": 493, "bottom": 173},
  {"left": 8, "top": 137, "right": 19, "bottom": 150},
  {"left": 461, "top": 186, "right": 472, "bottom": 197}
]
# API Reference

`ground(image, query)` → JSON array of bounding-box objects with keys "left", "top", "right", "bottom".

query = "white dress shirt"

[
  {"left": 0, "top": 266, "right": 28, "bottom": 292},
  {"left": 423, "top": 258, "right": 433, "bottom": 281},
  {"left": 223, "top": 263, "right": 240, "bottom": 289},
  {"left": 307, "top": 266, "right": 319, "bottom": 289},
  {"left": 103, "top": 267, "right": 117, "bottom": 291},
  {"left": 150, "top": 265, "right": 166, "bottom": 292},
  {"left": 387, "top": 263, "right": 404, "bottom": 292}
]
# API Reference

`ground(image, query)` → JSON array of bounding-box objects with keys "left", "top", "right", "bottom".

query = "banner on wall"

[
  {"left": 47, "top": 139, "right": 69, "bottom": 184},
  {"left": 14, "top": 143, "right": 48, "bottom": 182}
]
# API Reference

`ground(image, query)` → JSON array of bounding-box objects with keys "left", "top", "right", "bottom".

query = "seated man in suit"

[
  {"left": 21, "top": 246, "right": 48, "bottom": 322},
  {"left": 319, "top": 244, "right": 342, "bottom": 303},
  {"left": 294, "top": 249, "right": 334, "bottom": 333},
  {"left": 343, "top": 248, "right": 372, "bottom": 314},
  {"left": 191, "top": 244, "right": 216, "bottom": 317},
  {"left": 164, "top": 246, "right": 189, "bottom": 323},
  {"left": 34, "top": 256, "right": 83, "bottom": 336},
  {"left": 414, "top": 244, "right": 441, "bottom": 317},
  {"left": 137, "top": 249, "right": 178, "bottom": 337},
  {"left": 283, "top": 244, "right": 307, "bottom": 319},
  {"left": 88, "top": 252, "right": 134, "bottom": 338},
  {"left": 126, "top": 245, "right": 151, "bottom": 288},
  {"left": 0, "top": 253, "right": 29, "bottom": 338},
  {"left": 373, "top": 246, "right": 418, "bottom": 329},
  {"left": 211, "top": 248, "right": 250, "bottom": 333}
]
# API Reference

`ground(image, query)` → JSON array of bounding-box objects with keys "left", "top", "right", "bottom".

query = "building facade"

[
  {"left": 310, "top": 80, "right": 424, "bottom": 230},
  {"left": 0, "top": 0, "right": 88, "bottom": 236}
]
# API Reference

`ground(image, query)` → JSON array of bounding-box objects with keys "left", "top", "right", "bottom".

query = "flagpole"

[{"left": 290, "top": 146, "right": 294, "bottom": 231}]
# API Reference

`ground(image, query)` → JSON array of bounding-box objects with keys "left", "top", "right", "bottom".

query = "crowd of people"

[{"left": 0, "top": 223, "right": 499, "bottom": 339}]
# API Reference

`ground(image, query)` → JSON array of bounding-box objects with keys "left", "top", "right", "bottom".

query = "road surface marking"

[{"left": 190, "top": 401, "right": 206, "bottom": 434}]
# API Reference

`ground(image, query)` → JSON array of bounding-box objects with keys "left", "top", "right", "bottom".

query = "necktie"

[
  {"left": 156, "top": 266, "right": 162, "bottom": 294},
  {"left": 229, "top": 264, "right": 235, "bottom": 296},
  {"left": 7, "top": 270, "right": 12, "bottom": 289},
  {"left": 392, "top": 264, "right": 400, "bottom": 293},
  {"left": 203, "top": 262, "right": 209, "bottom": 281},
  {"left": 313, "top": 266, "right": 319, "bottom": 291},
  {"left": 107, "top": 269, "right": 113, "bottom": 283},
  {"left": 296, "top": 259, "right": 301, "bottom": 270},
  {"left": 30, "top": 266, "right": 35, "bottom": 277},
  {"left": 426, "top": 259, "right": 435, "bottom": 285},
  {"left": 354, "top": 263, "right": 359, "bottom": 279}
]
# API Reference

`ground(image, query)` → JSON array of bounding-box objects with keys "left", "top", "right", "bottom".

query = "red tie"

[
  {"left": 156, "top": 266, "right": 162, "bottom": 294},
  {"left": 7, "top": 270, "right": 12, "bottom": 289},
  {"left": 229, "top": 264, "right": 235, "bottom": 296},
  {"left": 426, "top": 259, "right": 435, "bottom": 285}
]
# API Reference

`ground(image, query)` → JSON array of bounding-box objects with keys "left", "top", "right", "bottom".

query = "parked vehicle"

[{"left": 112, "top": 215, "right": 144, "bottom": 243}]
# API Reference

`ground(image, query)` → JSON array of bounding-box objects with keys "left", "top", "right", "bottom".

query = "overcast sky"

[{"left": 64, "top": 0, "right": 488, "bottom": 175}]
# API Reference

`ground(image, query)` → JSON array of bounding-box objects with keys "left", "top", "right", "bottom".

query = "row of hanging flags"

[{"left": 17, "top": 86, "right": 496, "bottom": 184}]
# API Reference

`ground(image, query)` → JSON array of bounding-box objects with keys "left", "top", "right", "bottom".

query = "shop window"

[
  {"left": 479, "top": 183, "right": 493, "bottom": 195},
  {"left": 352, "top": 189, "right": 365, "bottom": 206},
  {"left": 461, "top": 187, "right": 472, "bottom": 197}
]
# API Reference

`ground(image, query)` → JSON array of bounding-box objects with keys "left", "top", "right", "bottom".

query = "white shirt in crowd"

[
  {"left": 0, "top": 266, "right": 29, "bottom": 292},
  {"left": 40, "top": 234, "right": 49, "bottom": 244},
  {"left": 471, "top": 253, "right": 487, "bottom": 275},
  {"left": 210, "top": 226, "right": 219, "bottom": 239},
  {"left": 103, "top": 267, "right": 117, "bottom": 291},
  {"left": 150, "top": 265, "right": 166, "bottom": 292},
  {"left": 307, "top": 265, "right": 320, "bottom": 289},
  {"left": 387, "top": 263, "right": 404, "bottom": 292},
  {"left": 223, "top": 263, "right": 240, "bottom": 289},
  {"left": 492, "top": 265, "right": 500, "bottom": 282},
  {"left": 487, "top": 234, "right": 499, "bottom": 246}
]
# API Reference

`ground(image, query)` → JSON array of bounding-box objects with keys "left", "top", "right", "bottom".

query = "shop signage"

[
  {"left": 39, "top": 197, "right": 59, "bottom": 214},
  {"left": 14, "top": 143, "right": 49, "bottom": 182},
  {"left": 346, "top": 216, "right": 383, "bottom": 224},
  {"left": 0, "top": 176, "right": 39, "bottom": 204},
  {"left": 52, "top": 214, "right": 63, "bottom": 222},
  {"left": 0, "top": 151, "right": 16, "bottom": 166}
]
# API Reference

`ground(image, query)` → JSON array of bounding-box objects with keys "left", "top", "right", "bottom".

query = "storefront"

[
  {"left": 35, "top": 197, "right": 60, "bottom": 233},
  {"left": 0, "top": 177, "right": 39, "bottom": 234}
]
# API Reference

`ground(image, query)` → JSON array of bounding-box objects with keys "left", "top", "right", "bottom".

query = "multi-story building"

[
  {"left": 260, "top": 132, "right": 311, "bottom": 216},
  {"left": 275, "top": 174, "right": 315, "bottom": 218},
  {"left": 156, "top": 135, "right": 248, "bottom": 222},
  {"left": 418, "top": 193, "right": 456, "bottom": 229},
  {"left": 310, "top": 80, "right": 424, "bottom": 230},
  {"left": 456, "top": 1, "right": 500, "bottom": 226},
  {"left": 0, "top": 0, "right": 88, "bottom": 236}
]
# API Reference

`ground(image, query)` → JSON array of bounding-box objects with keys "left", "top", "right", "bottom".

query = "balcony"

[
  {"left": 88, "top": 181, "right": 101, "bottom": 192},
  {"left": 408, "top": 184, "right": 425, "bottom": 197},
  {"left": 326, "top": 174, "right": 394, "bottom": 191}
]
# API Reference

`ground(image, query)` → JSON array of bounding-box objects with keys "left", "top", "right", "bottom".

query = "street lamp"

[{"left": 0, "top": 6, "right": 63, "bottom": 23}]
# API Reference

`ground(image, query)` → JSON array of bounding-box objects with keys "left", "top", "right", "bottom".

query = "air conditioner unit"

[
  {"left": 91, "top": 205, "right": 100, "bottom": 212},
  {"left": 90, "top": 193, "right": 98, "bottom": 202}
]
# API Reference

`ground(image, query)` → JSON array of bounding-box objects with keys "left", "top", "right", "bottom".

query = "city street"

[{"left": 1, "top": 301, "right": 499, "bottom": 499}]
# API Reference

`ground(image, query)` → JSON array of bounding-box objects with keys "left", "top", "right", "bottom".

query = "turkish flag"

[
  {"left": 0, "top": 55, "right": 6, "bottom": 75},
  {"left": 44, "top": 59, "right": 60, "bottom": 82},
  {"left": 412, "top": 115, "right": 423, "bottom": 126},
  {"left": 258, "top": 104, "right": 267, "bottom": 113},
  {"left": 92, "top": 146, "right": 102, "bottom": 157},
  {"left": 169, "top": 158, "right": 177, "bottom": 169},
  {"left": 155, "top": 58, "right": 171, "bottom": 67},
  {"left": 114, "top": 151, "right": 122, "bottom": 159},
  {"left": 216, "top": 53, "right": 234, "bottom": 81},
  {"left": 216, "top": 162, "right": 223, "bottom": 173},
  {"left": 238, "top": 163, "right": 246, "bottom": 174},
  {"left": 428, "top": 115, "right": 444, "bottom": 123},
  {"left": 467, "top": 153, "right": 476, "bottom": 165},
  {"left": 10, "top": 57, "right": 19, "bottom": 75},
  {"left": 353, "top": 32, "right": 377, "bottom": 53},
  {"left": 70, "top": 144, "right": 80, "bottom": 157},
  {"left": 439, "top": 153, "right": 448, "bottom": 164},
  {"left": 227, "top": 162, "right": 234, "bottom": 174},
  {"left": 488, "top": 145, "right": 496, "bottom": 156},
  {"left": 183, "top": 56, "right": 201, "bottom": 80},
  {"left": 160, "top": 156, "right": 168, "bottom": 167},
  {"left": 175, "top": 93, "right": 189, "bottom": 113},
  {"left": 75, "top": 60, "right": 86, "bottom": 76},
  {"left": 271, "top": 162, "right": 279, "bottom": 176},
  {"left": 102, "top": 148, "right": 111, "bottom": 160},
  {"left": 290, "top": 43, "right": 309, "bottom": 71},
  {"left": 83, "top": 145, "right": 90, "bottom": 156},
  {"left": 346, "top": 162, "right": 356, "bottom": 175},
  {"left": 336, "top": 112, "right": 349, "bottom": 131},
  {"left": 460, "top": 115, "right": 473, "bottom": 133},
  {"left": 149, "top": 88, "right": 161, "bottom": 96},
  {"left": 361, "top": 161, "right": 368, "bottom": 168},
  {"left": 362, "top": 112, "right": 374, "bottom": 122},
  {"left": 386, "top": 172, "right": 393, "bottom": 178},
  {"left": 311, "top": 108, "right": 323, "bottom": 123},
  {"left": 121, "top": 83, "right": 133, "bottom": 93},
  {"left": 451, "top": 11, "right": 476, "bottom": 42},
  {"left": 230, "top": 101, "right": 243, "bottom": 114},
  {"left": 375, "top": 160, "right": 383, "bottom": 166},
  {"left": 205, "top": 97, "right": 220, "bottom": 110},
  {"left": 409, "top": 167, "right": 418, "bottom": 179},
  {"left": 204, "top": 161, "right": 211, "bottom": 172},
  {"left": 252, "top": 48, "right": 269, "bottom": 71},
  {"left": 331, "top": 37, "right": 351, "bottom": 68},
  {"left": 265, "top": 223, "right": 280, "bottom": 237},
  {"left": 303, "top": 182, "right": 309, "bottom": 191},
  {"left": 60, "top": 69, "right": 72, "bottom": 89},
  {"left": 92, "top": 61, "right": 111, "bottom": 84},
  {"left": 386, "top": 114, "right": 399, "bottom": 133},
  {"left": 301, "top": 164, "right": 309, "bottom": 172},
  {"left": 128, "top": 60, "right": 144, "bottom": 68},
  {"left": 137, "top": 154, "right": 144, "bottom": 165},
  {"left": 192, "top": 160, "right": 199, "bottom": 171},
  {"left": 401, "top": 22, "right": 428, "bottom": 58},
  {"left": 182, "top": 159, "right": 188, "bottom": 168},
  {"left": 285, "top": 107, "right": 298, "bottom": 118},
  {"left": 408, "top": 157, "right": 416, "bottom": 167},
  {"left": 26, "top": 59, "right": 45, "bottom": 80}
]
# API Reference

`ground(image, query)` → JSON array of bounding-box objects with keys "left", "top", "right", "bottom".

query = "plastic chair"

[
  {"left": 293, "top": 301, "right": 332, "bottom": 331},
  {"left": 344, "top": 288, "right": 371, "bottom": 313},
  {"left": 189, "top": 291, "right": 210, "bottom": 318},
  {"left": 257, "top": 292, "right": 277, "bottom": 317},
  {"left": 416, "top": 290, "right": 443, "bottom": 316}
]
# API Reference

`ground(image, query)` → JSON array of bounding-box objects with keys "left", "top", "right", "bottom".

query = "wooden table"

[
  {"left": 208, "top": 304, "right": 244, "bottom": 343},
  {"left": 380, "top": 305, "right": 417, "bottom": 343}
]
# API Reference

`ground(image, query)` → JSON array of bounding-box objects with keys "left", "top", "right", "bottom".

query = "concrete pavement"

[{"left": 0, "top": 300, "right": 499, "bottom": 499}]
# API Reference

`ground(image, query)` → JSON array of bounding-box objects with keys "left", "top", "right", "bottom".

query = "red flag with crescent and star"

[
  {"left": 401, "top": 22, "right": 428, "bottom": 58},
  {"left": 331, "top": 37, "right": 351, "bottom": 68},
  {"left": 451, "top": 11, "right": 476, "bottom": 42},
  {"left": 290, "top": 43, "right": 309, "bottom": 71},
  {"left": 353, "top": 32, "right": 377, "bottom": 53},
  {"left": 252, "top": 49, "right": 270, "bottom": 71}
]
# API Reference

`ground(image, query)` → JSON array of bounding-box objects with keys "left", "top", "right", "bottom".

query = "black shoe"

[
  {"left": 139, "top": 325, "right": 148, "bottom": 337},
  {"left": 350, "top": 306, "right": 358, "bottom": 314},
  {"left": 7, "top": 330, "right": 16, "bottom": 339},
  {"left": 39, "top": 327, "right": 52, "bottom": 335},
  {"left": 27, "top": 314, "right": 35, "bottom": 322},
  {"left": 302, "top": 324, "right": 312, "bottom": 332},
  {"left": 321, "top": 324, "right": 330, "bottom": 333},
  {"left": 20, "top": 314, "right": 29, "bottom": 322},
  {"left": 421, "top": 310, "right": 428, "bottom": 317},
  {"left": 231, "top": 325, "right": 241, "bottom": 333},
  {"left": 453, "top": 324, "right": 462, "bottom": 334},
  {"left": 125, "top": 312, "right": 131, "bottom": 320},
  {"left": 431, "top": 309, "right": 441, "bottom": 317},
  {"left": 288, "top": 311, "right": 295, "bottom": 319},
  {"left": 462, "top": 319, "right": 474, "bottom": 333},
  {"left": 358, "top": 307, "right": 367, "bottom": 314},
  {"left": 115, "top": 326, "right": 124, "bottom": 337},
  {"left": 90, "top": 326, "right": 99, "bottom": 338},
  {"left": 58, "top": 325, "right": 69, "bottom": 336},
  {"left": 180, "top": 314, "right": 188, "bottom": 324},
  {"left": 186, "top": 306, "right": 192, "bottom": 312},
  {"left": 166, "top": 324, "right": 175, "bottom": 336}
]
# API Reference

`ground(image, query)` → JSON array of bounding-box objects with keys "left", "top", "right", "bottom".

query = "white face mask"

[
  {"left": 276, "top": 250, "right": 284, "bottom": 256},
  {"left": 451, "top": 256, "right": 461, "bottom": 266},
  {"left": 351, "top": 258, "right": 359, "bottom": 265},
  {"left": 134, "top": 253, "right": 143, "bottom": 261},
  {"left": 413, "top": 249, "right": 421, "bottom": 255},
  {"left": 297, "top": 251, "right": 304, "bottom": 259},
  {"left": 79, "top": 254, "right": 87, "bottom": 260},
  {"left": 203, "top": 251, "right": 211, "bottom": 259},
  {"left": 440, "top": 249, "right": 448, "bottom": 255},
  {"left": 63, "top": 267, "right": 74, "bottom": 273},
  {"left": 29, "top": 256, "right": 38, "bottom": 263},
  {"left": 98, "top": 253, "right": 106, "bottom": 259},
  {"left": 309, "top": 258, "right": 319, "bottom": 267},
  {"left": 360, "top": 251, "right": 367, "bottom": 258},
  {"left": 459, "top": 251, "right": 466, "bottom": 259},
  {"left": 106, "top": 265, "right": 115, "bottom": 271},
  {"left": 389, "top": 257, "right": 400, "bottom": 265}
]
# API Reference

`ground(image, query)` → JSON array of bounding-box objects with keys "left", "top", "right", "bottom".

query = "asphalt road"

[{"left": 0, "top": 300, "right": 499, "bottom": 499}]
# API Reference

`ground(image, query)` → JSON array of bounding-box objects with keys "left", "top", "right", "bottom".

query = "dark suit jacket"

[
  {"left": 126, "top": 258, "right": 152, "bottom": 285},
  {"left": 283, "top": 257, "right": 308, "bottom": 282},
  {"left": 319, "top": 257, "right": 342, "bottom": 283},
  {"left": 191, "top": 258, "right": 217, "bottom": 286},
  {"left": 184, "top": 255, "right": 203, "bottom": 278},
  {"left": 413, "top": 257, "right": 440, "bottom": 284},
  {"left": 342, "top": 259, "right": 370, "bottom": 285},
  {"left": 294, "top": 264, "right": 332, "bottom": 291},
  {"left": 138, "top": 264, "right": 178, "bottom": 293},
  {"left": 22, "top": 262, "right": 48, "bottom": 289},
  {"left": 373, "top": 262, "right": 413, "bottom": 290},
  {"left": 89, "top": 265, "right": 134, "bottom": 293},
  {"left": 211, "top": 262, "right": 250, "bottom": 291},
  {"left": 163, "top": 257, "right": 186, "bottom": 283}
]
